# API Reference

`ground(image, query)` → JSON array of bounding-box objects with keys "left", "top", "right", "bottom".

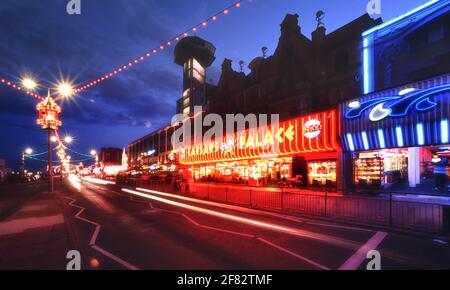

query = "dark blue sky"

[{"left": 0, "top": 0, "right": 429, "bottom": 169}]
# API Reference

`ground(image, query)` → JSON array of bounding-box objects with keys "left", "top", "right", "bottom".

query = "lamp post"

[
  {"left": 90, "top": 150, "right": 98, "bottom": 166},
  {"left": 36, "top": 90, "right": 62, "bottom": 193},
  {"left": 24, "top": 76, "right": 73, "bottom": 193},
  {"left": 20, "top": 148, "right": 33, "bottom": 177}
]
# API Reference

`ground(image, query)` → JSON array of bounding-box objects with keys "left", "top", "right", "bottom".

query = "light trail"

[
  {"left": 81, "top": 177, "right": 116, "bottom": 185},
  {"left": 122, "top": 188, "right": 359, "bottom": 250},
  {"left": 68, "top": 174, "right": 82, "bottom": 191}
]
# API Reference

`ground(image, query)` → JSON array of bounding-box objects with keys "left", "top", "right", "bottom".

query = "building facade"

[
  {"left": 127, "top": 2, "right": 450, "bottom": 193},
  {"left": 341, "top": 0, "right": 450, "bottom": 192}
]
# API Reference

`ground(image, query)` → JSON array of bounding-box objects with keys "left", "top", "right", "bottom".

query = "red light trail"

[{"left": 122, "top": 187, "right": 357, "bottom": 250}]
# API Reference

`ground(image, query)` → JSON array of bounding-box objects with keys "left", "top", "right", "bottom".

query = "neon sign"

[
  {"left": 346, "top": 84, "right": 450, "bottom": 121},
  {"left": 304, "top": 119, "right": 322, "bottom": 139},
  {"left": 180, "top": 110, "right": 339, "bottom": 165}
]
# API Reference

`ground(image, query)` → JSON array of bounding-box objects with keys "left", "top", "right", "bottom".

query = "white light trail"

[{"left": 123, "top": 188, "right": 357, "bottom": 249}]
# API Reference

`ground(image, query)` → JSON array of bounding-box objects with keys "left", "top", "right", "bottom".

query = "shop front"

[
  {"left": 179, "top": 109, "right": 341, "bottom": 189},
  {"left": 341, "top": 74, "right": 450, "bottom": 193}
]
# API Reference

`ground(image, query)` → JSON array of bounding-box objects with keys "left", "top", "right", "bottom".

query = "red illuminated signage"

[{"left": 180, "top": 109, "right": 339, "bottom": 165}]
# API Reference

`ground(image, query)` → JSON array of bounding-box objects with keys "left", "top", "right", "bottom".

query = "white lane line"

[
  {"left": 257, "top": 237, "right": 330, "bottom": 270},
  {"left": 65, "top": 196, "right": 140, "bottom": 270},
  {"left": 339, "top": 231, "right": 387, "bottom": 270},
  {"left": 91, "top": 245, "right": 139, "bottom": 270},
  {"left": 158, "top": 207, "right": 328, "bottom": 269}
]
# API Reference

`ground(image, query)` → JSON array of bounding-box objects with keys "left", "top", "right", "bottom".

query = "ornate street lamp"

[{"left": 36, "top": 90, "right": 62, "bottom": 192}]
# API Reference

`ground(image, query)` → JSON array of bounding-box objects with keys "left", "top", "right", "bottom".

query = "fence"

[{"left": 121, "top": 178, "right": 447, "bottom": 234}]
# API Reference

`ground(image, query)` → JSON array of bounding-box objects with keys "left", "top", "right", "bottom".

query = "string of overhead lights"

[
  {"left": 65, "top": 146, "right": 97, "bottom": 158},
  {"left": 57, "top": 0, "right": 250, "bottom": 100},
  {"left": 0, "top": 77, "right": 44, "bottom": 101},
  {"left": 25, "top": 155, "right": 94, "bottom": 164}
]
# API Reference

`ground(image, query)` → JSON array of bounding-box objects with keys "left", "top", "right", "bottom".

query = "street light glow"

[
  {"left": 50, "top": 136, "right": 58, "bottom": 143},
  {"left": 90, "top": 150, "right": 97, "bottom": 156},
  {"left": 25, "top": 148, "right": 33, "bottom": 155},
  {"left": 64, "top": 136, "right": 73, "bottom": 144},
  {"left": 22, "top": 77, "right": 37, "bottom": 90},
  {"left": 57, "top": 82, "right": 74, "bottom": 97}
]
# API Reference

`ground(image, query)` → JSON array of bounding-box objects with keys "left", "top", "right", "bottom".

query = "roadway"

[{"left": 60, "top": 175, "right": 450, "bottom": 270}]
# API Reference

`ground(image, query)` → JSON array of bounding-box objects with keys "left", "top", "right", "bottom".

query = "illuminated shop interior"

[{"left": 354, "top": 146, "right": 450, "bottom": 190}]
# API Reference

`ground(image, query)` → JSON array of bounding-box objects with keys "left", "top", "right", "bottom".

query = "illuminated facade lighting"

[
  {"left": 377, "top": 129, "right": 386, "bottom": 149},
  {"left": 346, "top": 134, "right": 355, "bottom": 152},
  {"left": 416, "top": 123, "right": 425, "bottom": 145},
  {"left": 361, "top": 131, "right": 369, "bottom": 150},
  {"left": 441, "top": 119, "right": 449, "bottom": 144},
  {"left": 396, "top": 126, "right": 404, "bottom": 147}
]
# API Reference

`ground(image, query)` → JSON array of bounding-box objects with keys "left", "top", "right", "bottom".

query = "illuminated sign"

[
  {"left": 342, "top": 77, "right": 450, "bottom": 152},
  {"left": 303, "top": 119, "right": 322, "bottom": 139},
  {"left": 346, "top": 84, "right": 450, "bottom": 121},
  {"left": 180, "top": 110, "right": 339, "bottom": 165},
  {"left": 36, "top": 94, "right": 62, "bottom": 130}
]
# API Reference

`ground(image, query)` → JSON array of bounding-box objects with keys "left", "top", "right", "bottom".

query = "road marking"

[
  {"left": 257, "top": 237, "right": 330, "bottom": 270},
  {"left": 134, "top": 187, "right": 372, "bottom": 232},
  {"left": 91, "top": 245, "right": 139, "bottom": 270},
  {"left": 0, "top": 215, "right": 63, "bottom": 236},
  {"left": 124, "top": 188, "right": 359, "bottom": 250},
  {"left": 339, "top": 231, "right": 387, "bottom": 270},
  {"left": 158, "top": 208, "right": 328, "bottom": 269},
  {"left": 65, "top": 196, "right": 140, "bottom": 270}
]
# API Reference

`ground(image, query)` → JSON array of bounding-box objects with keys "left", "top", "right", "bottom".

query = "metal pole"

[
  {"left": 20, "top": 153, "right": 25, "bottom": 177},
  {"left": 48, "top": 128, "right": 54, "bottom": 193}
]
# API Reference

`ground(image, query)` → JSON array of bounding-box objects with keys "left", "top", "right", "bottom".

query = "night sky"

[{"left": 0, "top": 0, "right": 429, "bottom": 170}]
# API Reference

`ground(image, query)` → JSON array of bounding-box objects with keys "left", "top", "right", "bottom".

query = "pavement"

[
  {"left": 0, "top": 181, "right": 73, "bottom": 270},
  {"left": 1, "top": 177, "right": 450, "bottom": 270}
]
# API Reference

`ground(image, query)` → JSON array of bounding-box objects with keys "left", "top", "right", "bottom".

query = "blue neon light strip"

[
  {"left": 361, "top": 131, "right": 369, "bottom": 150},
  {"left": 417, "top": 123, "right": 425, "bottom": 145},
  {"left": 396, "top": 126, "right": 404, "bottom": 147},
  {"left": 377, "top": 129, "right": 386, "bottom": 149},
  {"left": 442, "top": 120, "right": 449, "bottom": 144},
  {"left": 347, "top": 134, "right": 355, "bottom": 151},
  {"left": 362, "top": 0, "right": 440, "bottom": 37},
  {"left": 363, "top": 37, "right": 371, "bottom": 94}
]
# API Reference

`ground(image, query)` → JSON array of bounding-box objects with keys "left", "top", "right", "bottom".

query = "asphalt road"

[{"left": 60, "top": 176, "right": 450, "bottom": 270}]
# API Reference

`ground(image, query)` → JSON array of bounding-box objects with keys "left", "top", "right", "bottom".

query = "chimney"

[
  {"left": 312, "top": 26, "right": 326, "bottom": 42},
  {"left": 280, "top": 14, "right": 301, "bottom": 38}
]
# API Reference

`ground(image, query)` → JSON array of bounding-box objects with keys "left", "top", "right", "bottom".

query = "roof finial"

[{"left": 316, "top": 10, "right": 325, "bottom": 29}]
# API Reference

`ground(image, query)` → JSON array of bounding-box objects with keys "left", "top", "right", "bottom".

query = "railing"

[{"left": 120, "top": 178, "right": 448, "bottom": 234}]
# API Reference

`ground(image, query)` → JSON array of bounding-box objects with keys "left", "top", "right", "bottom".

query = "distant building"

[
  {"left": 99, "top": 148, "right": 122, "bottom": 166},
  {"left": 128, "top": 124, "right": 176, "bottom": 168}
]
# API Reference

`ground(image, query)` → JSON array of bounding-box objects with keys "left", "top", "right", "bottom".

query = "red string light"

[
  {"left": 0, "top": 77, "right": 44, "bottom": 101},
  {"left": 63, "top": 0, "right": 249, "bottom": 99}
]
